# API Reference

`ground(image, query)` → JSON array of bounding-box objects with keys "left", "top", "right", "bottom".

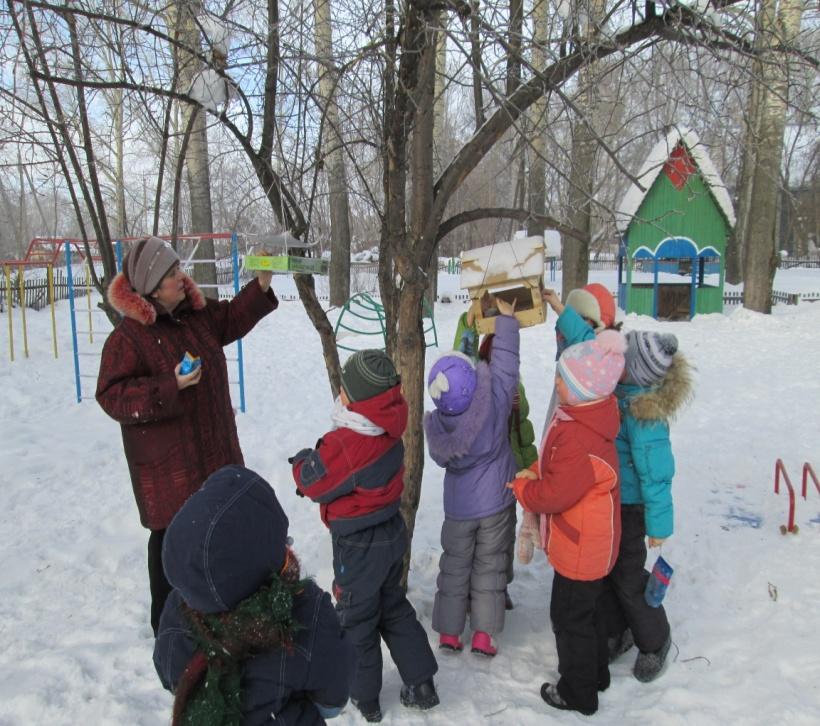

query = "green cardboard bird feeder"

[{"left": 244, "top": 232, "right": 328, "bottom": 275}]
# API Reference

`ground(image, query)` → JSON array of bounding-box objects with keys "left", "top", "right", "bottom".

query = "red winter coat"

[
  {"left": 96, "top": 272, "right": 277, "bottom": 530},
  {"left": 291, "top": 386, "right": 406, "bottom": 535},
  {"left": 511, "top": 396, "right": 621, "bottom": 581}
]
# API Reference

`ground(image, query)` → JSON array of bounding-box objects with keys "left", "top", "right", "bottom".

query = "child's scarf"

[
  {"left": 330, "top": 396, "right": 385, "bottom": 436},
  {"left": 172, "top": 552, "right": 308, "bottom": 726}
]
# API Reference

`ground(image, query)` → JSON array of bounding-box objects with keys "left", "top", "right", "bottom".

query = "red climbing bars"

[
  {"left": 802, "top": 463, "right": 819, "bottom": 499},
  {"left": 774, "top": 459, "right": 797, "bottom": 534}
]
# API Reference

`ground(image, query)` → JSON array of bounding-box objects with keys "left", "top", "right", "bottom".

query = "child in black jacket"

[{"left": 153, "top": 465, "right": 353, "bottom": 725}]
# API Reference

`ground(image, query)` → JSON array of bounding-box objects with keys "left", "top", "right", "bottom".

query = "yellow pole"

[
  {"left": 48, "top": 264, "right": 58, "bottom": 358},
  {"left": 4, "top": 265, "right": 13, "bottom": 362},
  {"left": 86, "top": 259, "right": 93, "bottom": 343},
  {"left": 18, "top": 264, "right": 29, "bottom": 357}
]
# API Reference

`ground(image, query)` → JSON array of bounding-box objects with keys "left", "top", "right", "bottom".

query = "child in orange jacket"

[
  {"left": 509, "top": 330, "right": 626, "bottom": 716},
  {"left": 517, "top": 283, "right": 620, "bottom": 564}
]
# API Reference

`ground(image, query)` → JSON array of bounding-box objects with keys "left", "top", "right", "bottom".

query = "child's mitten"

[{"left": 517, "top": 511, "right": 540, "bottom": 564}]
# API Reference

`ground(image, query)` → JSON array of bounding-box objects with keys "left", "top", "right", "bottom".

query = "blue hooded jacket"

[
  {"left": 153, "top": 465, "right": 353, "bottom": 725},
  {"left": 615, "top": 354, "right": 692, "bottom": 539},
  {"left": 555, "top": 305, "right": 596, "bottom": 358}
]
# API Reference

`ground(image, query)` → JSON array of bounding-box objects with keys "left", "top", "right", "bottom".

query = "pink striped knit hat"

[{"left": 556, "top": 330, "right": 627, "bottom": 405}]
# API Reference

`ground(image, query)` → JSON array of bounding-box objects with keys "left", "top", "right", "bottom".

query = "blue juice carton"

[
  {"left": 644, "top": 555, "right": 673, "bottom": 608},
  {"left": 179, "top": 351, "right": 201, "bottom": 375}
]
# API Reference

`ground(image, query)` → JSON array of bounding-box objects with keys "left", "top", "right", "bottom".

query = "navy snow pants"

[{"left": 331, "top": 513, "right": 438, "bottom": 702}]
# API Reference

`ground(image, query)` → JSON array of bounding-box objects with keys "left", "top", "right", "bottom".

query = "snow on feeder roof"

[
  {"left": 460, "top": 236, "right": 545, "bottom": 289},
  {"left": 460, "top": 236, "right": 546, "bottom": 334}
]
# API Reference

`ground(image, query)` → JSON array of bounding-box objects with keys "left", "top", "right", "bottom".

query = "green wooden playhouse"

[{"left": 616, "top": 128, "right": 735, "bottom": 320}]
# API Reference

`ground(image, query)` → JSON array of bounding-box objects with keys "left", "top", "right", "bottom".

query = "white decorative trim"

[{"left": 632, "top": 237, "right": 721, "bottom": 259}]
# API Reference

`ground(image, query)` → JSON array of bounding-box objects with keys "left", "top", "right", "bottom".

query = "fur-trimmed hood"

[
  {"left": 423, "top": 361, "right": 492, "bottom": 464},
  {"left": 107, "top": 270, "right": 206, "bottom": 325},
  {"left": 618, "top": 353, "right": 693, "bottom": 422}
]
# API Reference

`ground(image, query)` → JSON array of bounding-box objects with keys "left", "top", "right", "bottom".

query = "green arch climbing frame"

[{"left": 334, "top": 292, "right": 438, "bottom": 352}]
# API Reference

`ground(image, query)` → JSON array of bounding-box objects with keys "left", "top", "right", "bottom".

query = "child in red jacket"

[
  {"left": 290, "top": 350, "right": 438, "bottom": 723},
  {"left": 509, "top": 330, "right": 626, "bottom": 716}
]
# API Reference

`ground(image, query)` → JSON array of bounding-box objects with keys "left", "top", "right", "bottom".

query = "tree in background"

[
  {"left": 737, "top": 0, "right": 806, "bottom": 313},
  {"left": 314, "top": 0, "right": 351, "bottom": 307}
]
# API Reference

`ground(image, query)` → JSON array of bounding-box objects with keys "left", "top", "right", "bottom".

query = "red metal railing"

[
  {"left": 774, "top": 459, "right": 797, "bottom": 534},
  {"left": 802, "top": 463, "right": 819, "bottom": 499}
]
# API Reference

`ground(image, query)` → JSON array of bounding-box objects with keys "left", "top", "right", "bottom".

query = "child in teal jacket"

[{"left": 605, "top": 331, "right": 692, "bottom": 684}]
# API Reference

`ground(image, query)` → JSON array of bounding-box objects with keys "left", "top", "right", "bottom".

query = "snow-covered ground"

[{"left": 1, "top": 268, "right": 819, "bottom": 725}]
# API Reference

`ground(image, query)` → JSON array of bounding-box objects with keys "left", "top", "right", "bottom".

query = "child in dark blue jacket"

[{"left": 153, "top": 465, "right": 353, "bottom": 725}]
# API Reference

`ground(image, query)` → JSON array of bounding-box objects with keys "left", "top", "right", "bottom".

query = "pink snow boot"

[
  {"left": 471, "top": 631, "right": 497, "bottom": 657},
  {"left": 439, "top": 633, "right": 463, "bottom": 652}
]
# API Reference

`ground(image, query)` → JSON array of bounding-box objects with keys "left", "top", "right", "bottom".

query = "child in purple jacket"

[{"left": 423, "top": 298, "right": 519, "bottom": 657}]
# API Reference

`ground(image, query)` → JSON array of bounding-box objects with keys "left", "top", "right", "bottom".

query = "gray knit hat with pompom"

[{"left": 624, "top": 331, "right": 678, "bottom": 387}]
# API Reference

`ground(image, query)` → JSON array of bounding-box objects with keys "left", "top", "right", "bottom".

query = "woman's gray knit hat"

[
  {"left": 341, "top": 349, "right": 401, "bottom": 402},
  {"left": 624, "top": 331, "right": 678, "bottom": 386},
  {"left": 124, "top": 236, "right": 180, "bottom": 296}
]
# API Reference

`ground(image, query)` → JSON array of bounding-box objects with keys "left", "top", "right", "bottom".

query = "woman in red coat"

[{"left": 96, "top": 236, "right": 278, "bottom": 634}]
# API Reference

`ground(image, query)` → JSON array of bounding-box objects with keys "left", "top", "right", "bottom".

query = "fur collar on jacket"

[
  {"left": 423, "top": 362, "right": 493, "bottom": 463},
  {"left": 626, "top": 353, "right": 693, "bottom": 422},
  {"left": 107, "top": 271, "right": 206, "bottom": 325}
]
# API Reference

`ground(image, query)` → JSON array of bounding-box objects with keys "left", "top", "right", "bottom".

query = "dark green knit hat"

[{"left": 341, "top": 349, "right": 401, "bottom": 402}]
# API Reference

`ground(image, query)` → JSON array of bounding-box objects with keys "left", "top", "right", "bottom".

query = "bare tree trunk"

[
  {"left": 427, "top": 13, "right": 448, "bottom": 305},
  {"left": 400, "top": 10, "right": 437, "bottom": 577},
  {"left": 527, "top": 0, "right": 549, "bottom": 239},
  {"left": 314, "top": 0, "right": 351, "bottom": 307},
  {"left": 506, "top": 0, "right": 523, "bottom": 97},
  {"left": 172, "top": 0, "right": 218, "bottom": 296},
  {"left": 731, "top": 70, "right": 763, "bottom": 286},
  {"left": 561, "top": 5, "right": 604, "bottom": 297},
  {"left": 16, "top": 151, "right": 28, "bottom": 256},
  {"left": 562, "top": 65, "right": 597, "bottom": 296},
  {"left": 469, "top": 0, "right": 484, "bottom": 130},
  {"left": 0, "top": 176, "right": 21, "bottom": 258},
  {"left": 379, "top": 0, "right": 404, "bottom": 351},
  {"left": 295, "top": 273, "right": 342, "bottom": 396},
  {"left": 113, "top": 85, "right": 128, "bottom": 237},
  {"left": 741, "top": 0, "right": 804, "bottom": 313},
  {"left": 396, "top": 283, "right": 426, "bottom": 586}
]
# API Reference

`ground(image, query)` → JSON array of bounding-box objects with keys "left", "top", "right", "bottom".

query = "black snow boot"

[
  {"left": 400, "top": 678, "right": 440, "bottom": 711},
  {"left": 633, "top": 633, "right": 672, "bottom": 683},
  {"left": 504, "top": 588, "right": 514, "bottom": 611},
  {"left": 352, "top": 698, "right": 382, "bottom": 723},
  {"left": 608, "top": 627, "right": 635, "bottom": 663},
  {"left": 540, "top": 683, "right": 596, "bottom": 716}
]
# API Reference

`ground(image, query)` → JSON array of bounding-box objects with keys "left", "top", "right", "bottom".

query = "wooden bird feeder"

[
  {"left": 460, "top": 236, "right": 546, "bottom": 334},
  {"left": 244, "top": 232, "right": 328, "bottom": 275}
]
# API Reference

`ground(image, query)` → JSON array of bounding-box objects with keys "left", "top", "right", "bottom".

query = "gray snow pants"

[{"left": 432, "top": 505, "right": 516, "bottom": 637}]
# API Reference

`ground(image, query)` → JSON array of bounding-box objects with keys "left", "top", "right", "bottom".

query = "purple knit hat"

[
  {"left": 427, "top": 351, "right": 477, "bottom": 415},
  {"left": 556, "top": 330, "right": 627, "bottom": 405}
]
